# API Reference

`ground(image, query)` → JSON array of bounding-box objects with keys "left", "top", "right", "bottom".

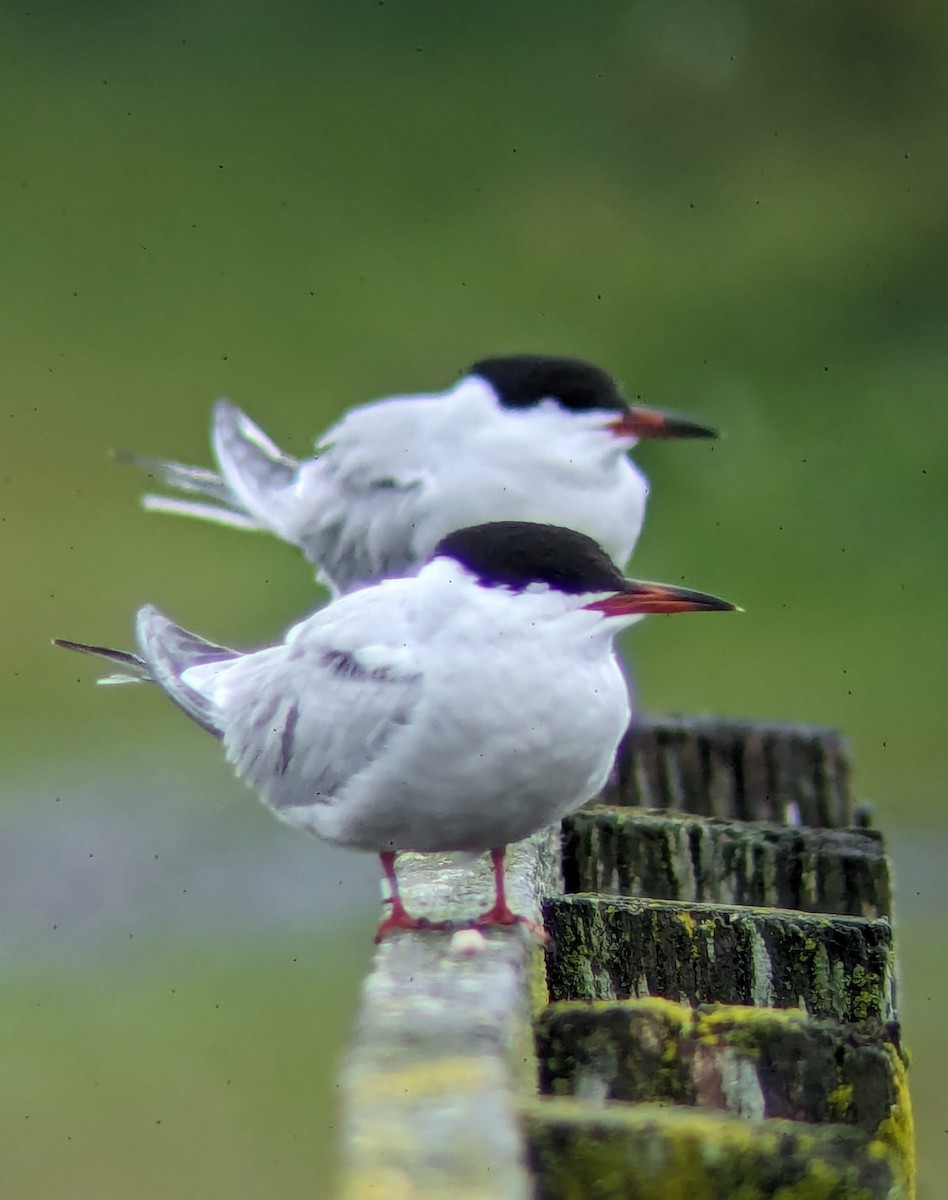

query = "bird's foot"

[
  {"left": 374, "top": 907, "right": 453, "bottom": 943},
  {"left": 470, "top": 904, "right": 549, "bottom": 944}
]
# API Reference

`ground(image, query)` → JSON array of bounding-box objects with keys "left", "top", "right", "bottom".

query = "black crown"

[
  {"left": 434, "top": 521, "right": 626, "bottom": 593},
  {"left": 469, "top": 355, "right": 627, "bottom": 414}
]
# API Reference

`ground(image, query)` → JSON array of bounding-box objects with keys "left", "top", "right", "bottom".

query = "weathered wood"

[
  {"left": 337, "top": 716, "right": 914, "bottom": 1199},
  {"left": 606, "top": 718, "right": 853, "bottom": 827},
  {"left": 562, "top": 807, "right": 890, "bottom": 917},
  {"left": 339, "top": 829, "right": 559, "bottom": 1200},
  {"left": 535, "top": 999, "right": 911, "bottom": 1146},
  {"left": 543, "top": 895, "right": 895, "bottom": 1021},
  {"left": 525, "top": 1099, "right": 908, "bottom": 1200}
]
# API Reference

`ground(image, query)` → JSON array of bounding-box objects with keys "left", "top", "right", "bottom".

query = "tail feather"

[
  {"left": 55, "top": 609, "right": 239, "bottom": 738},
  {"left": 53, "top": 638, "right": 151, "bottom": 685},
  {"left": 116, "top": 400, "right": 304, "bottom": 545},
  {"left": 140, "top": 493, "right": 267, "bottom": 532},
  {"left": 211, "top": 399, "right": 300, "bottom": 535},
  {"left": 134, "top": 605, "right": 237, "bottom": 737},
  {"left": 114, "top": 450, "right": 234, "bottom": 505}
]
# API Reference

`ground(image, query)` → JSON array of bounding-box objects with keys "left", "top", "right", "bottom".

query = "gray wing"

[
  {"left": 124, "top": 400, "right": 299, "bottom": 535},
  {"left": 197, "top": 606, "right": 424, "bottom": 811},
  {"left": 292, "top": 467, "right": 425, "bottom": 593},
  {"left": 135, "top": 399, "right": 425, "bottom": 592},
  {"left": 277, "top": 397, "right": 435, "bottom": 592},
  {"left": 128, "top": 397, "right": 430, "bottom": 593},
  {"left": 209, "top": 399, "right": 301, "bottom": 531},
  {"left": 135, "top": 605, "right": 239, "bottom": 736}
]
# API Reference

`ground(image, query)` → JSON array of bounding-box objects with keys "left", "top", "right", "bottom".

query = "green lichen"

[
  {"left": 525, "top": 1098, "right": 901, "bottom": 1199},
  {"left": 545, "top": 894, "right": 894, "bottom": 1022},
  {"left": 848, "top": 963, "right": 882, "bottom": 1022},
  {"left": 808, "top": 941, "right": 833, "bottom": 1014},
  {"left": 536, "top": 997, "right": 913, "bottom": 1181},
  {"left": 694, "top": 1002, "right": 808, "bottom": 1059}
]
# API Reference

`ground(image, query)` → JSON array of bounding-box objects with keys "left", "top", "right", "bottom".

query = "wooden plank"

[
  {"left": 543, "top": 894, "right": 895, "bottom": 1022},
  {"left": 562, "top": 807, "right": 891, "bottom": 917},
  {"left": 604, "top": 718, "right": 854, "bottom": 826},
  {"left": 535, "top": 998, "right": 910, "bottom": 1140},
  {"left": 525, "top": 1100, "right": 907, "bottom": 1199}
]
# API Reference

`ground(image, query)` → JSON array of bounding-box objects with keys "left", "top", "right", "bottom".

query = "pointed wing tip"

[
  {"left": 135, "top": 604, "right": 172, "bottom": 646},
  {"left": 135, "top": 602, "right": 165, "bottom": 625},
  {"left": 212, "top": 396, "right": 265, "bottom": 445},
  {"left": 212, "top": 396, "right": 241, "bottom": 422}
]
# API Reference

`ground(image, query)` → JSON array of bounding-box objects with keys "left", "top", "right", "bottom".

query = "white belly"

[{"left": 299, "top": 649, "right": 631, "bottom": 853}]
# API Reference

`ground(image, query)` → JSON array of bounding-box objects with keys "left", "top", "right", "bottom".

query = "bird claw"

[
  {"left": 470, "top": 906, "right": 549, "bottom": 945},
  {"left": 374, "top": 910, "right": 454, "bottom": 943},
  {"left": 373, "top": 905, "right": 549, "bottom": 945}
]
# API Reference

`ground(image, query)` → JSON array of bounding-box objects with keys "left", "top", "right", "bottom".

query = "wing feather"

[{"left": 188, "top": 587, "right": 424, "bottom": 811}]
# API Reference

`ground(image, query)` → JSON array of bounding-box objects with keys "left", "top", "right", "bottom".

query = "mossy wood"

[
  {"left": 564, "top": 806, "right": 890, "bottom": 917},
  {"left": 544, "top": 894, "right": 895, "bottom": 1021},
  {"left": 338, "top": 719, "right": 913, "bottom": 1199},
  {"left": 536, "top": 998, "right": 907, "bottom": 1136},
  {"left": 607, "top": 717, "right": 853, "bottom": 827},
  {"left": 526, "top": 1099, "right": 904, "bottom": 1200}
]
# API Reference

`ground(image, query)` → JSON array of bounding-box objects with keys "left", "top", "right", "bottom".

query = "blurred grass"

[
  {"left": 1, "top": 932, "right": 372, "bottom": 1199},
  {"left": 2, "top": 1, "right": 946, "bottom": 1195}
]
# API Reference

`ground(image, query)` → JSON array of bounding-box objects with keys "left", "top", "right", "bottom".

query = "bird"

[
  {"left": 126, "top": 354, "right": 717, "bottom": 596},
  {"left": 55, "top": 521, "right": 737, "bottom": 941}
]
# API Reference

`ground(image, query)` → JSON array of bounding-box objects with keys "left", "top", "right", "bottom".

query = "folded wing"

[{"left": 179, "top": 591, "right": 425, "bottom": 811}]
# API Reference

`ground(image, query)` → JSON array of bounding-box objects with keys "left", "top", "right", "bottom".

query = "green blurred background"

[{"left": 2, "top": 2, "right": 946, "bottom": 1194}]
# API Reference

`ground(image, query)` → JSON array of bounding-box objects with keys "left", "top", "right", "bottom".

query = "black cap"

[
  {"left": 433, "top": 521, "right": 627, "bottom": 593},
  {"left": 469, "top": 355, "right": 627, "bottom": 414}
]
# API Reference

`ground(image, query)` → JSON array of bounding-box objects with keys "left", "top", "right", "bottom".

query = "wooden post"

[
  {"left": 339, "top": 830, "right": 559, "bottom": 1200},
  {"left": 338, "top": 719, "right": 915, "bottom": 1199}
]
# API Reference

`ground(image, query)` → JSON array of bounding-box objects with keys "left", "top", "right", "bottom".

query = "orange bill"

[{"left": 585, "top": 581, "right": 739, "bottom": 615}]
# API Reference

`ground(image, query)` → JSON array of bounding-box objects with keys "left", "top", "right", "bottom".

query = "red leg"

[
  {"left": 472, "top": 847, "right": 547, "bottom": 941},
  {"left": 373, "top": 851, "right": 450, "bottom": 942}
]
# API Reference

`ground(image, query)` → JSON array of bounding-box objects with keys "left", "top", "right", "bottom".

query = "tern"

[
  {"left": 55, "top": 521, "right": 736, "bottom": 940},
  {"left": 128, "top": 355, "right": 716, "bottom": 595}
]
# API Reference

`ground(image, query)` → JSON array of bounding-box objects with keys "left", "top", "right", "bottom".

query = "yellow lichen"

[
  {"left": 694, "top": 1003, "right": 808, "bottom": 1055},
  {"left": 826, "top": 1082, "right": 854, "bottom": 1119},
  {"left": 348, "top": 1055, "right": 496, "bottom": 1104},
  {"left": 871, "top": 1040, "right": 916, "bottom": 1199},
  {"left": 848, "top": 963, "right": 884, "bottom": 1022},
  {"left": 525, "top": 1098, "right": 900, "bottom": 1199},
  {"left": 526, "top": 942, "right": 550, "bottom": 1017}
]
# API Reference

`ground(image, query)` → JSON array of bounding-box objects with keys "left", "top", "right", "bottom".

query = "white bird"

[
  {"left": 55, "top": 521, "right": 736, "bottom": 940},
  {"left": 127, "top": 355, "right": 716, "bottom": 596}
]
